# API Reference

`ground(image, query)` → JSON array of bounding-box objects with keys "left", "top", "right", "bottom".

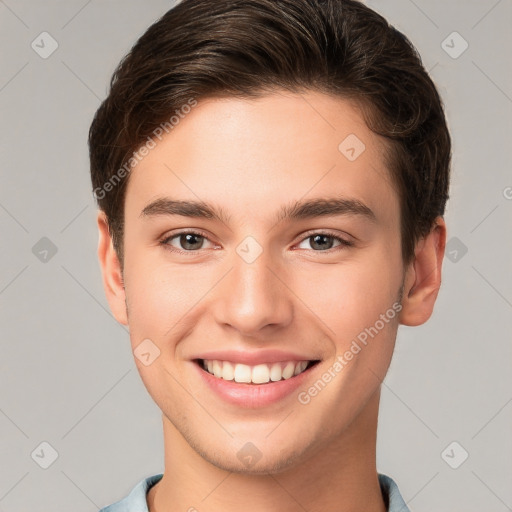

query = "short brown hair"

[{"left": 89, "top": 0, "right": 451, "bottom": 268}]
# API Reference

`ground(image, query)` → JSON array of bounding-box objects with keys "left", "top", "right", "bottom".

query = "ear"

[
  {"left": 399, "top": 216, "right": 447, "bottom": 326},
  {"left": 96, "top": 210, "right": 128, "bottom": 325}
]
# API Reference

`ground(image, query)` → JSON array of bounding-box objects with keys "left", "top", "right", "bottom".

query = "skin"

[{"left": 97, "top": 90, "right": 446, "bottom": 512}]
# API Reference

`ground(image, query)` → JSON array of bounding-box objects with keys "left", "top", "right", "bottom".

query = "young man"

[{"left": 90, "top": 0, "right": 451, "bottom": 510}]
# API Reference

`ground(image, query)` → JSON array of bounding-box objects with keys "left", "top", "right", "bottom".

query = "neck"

[{"left": 148, "top": 387, "right": 386, "bottom": 512}]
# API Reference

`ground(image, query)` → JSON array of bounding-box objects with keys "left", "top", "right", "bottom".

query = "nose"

[{"left": 212, "top": 249, "right": 294, "bottom": 337}]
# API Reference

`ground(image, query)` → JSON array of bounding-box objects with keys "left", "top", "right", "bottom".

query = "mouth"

[{"left": 194, "top": 358, "right": 321, "bottom": 385}]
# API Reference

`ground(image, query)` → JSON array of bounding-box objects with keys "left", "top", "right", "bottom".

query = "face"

[{"left": 99, "top": 90, "right": 428, "bottom": 474}]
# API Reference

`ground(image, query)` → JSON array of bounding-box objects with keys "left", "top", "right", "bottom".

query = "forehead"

[{"left": 125, "top": 90, "right": 399, "bottom": 230}]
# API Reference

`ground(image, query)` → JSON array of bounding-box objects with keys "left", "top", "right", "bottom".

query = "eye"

[
  {"left": 159, "top": 229, "right": 354, "bottom": 254},
  {"left": 296, "top": 231, "right": 354, "bottom": 251},
  {"left": 160, "top": 230, "right": 216, "bottom": 253}
]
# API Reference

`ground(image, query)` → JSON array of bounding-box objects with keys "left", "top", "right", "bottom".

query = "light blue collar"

[{"left": 99, "top": 472, "right": 410, "bottom": 511}]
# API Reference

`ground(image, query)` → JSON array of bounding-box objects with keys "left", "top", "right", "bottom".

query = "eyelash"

[{"left": 159, "top": 229, "right": 354, "bottom": 255}]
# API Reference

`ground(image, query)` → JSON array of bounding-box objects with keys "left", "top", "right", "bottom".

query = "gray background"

[{"left": 0, "top": 0, "right": 511, "bottom": 510}]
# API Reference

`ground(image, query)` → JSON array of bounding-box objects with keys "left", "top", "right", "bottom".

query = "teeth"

[
  {"left": 201, "top": 359, "right": 310, "bottom": 384},
  {"left": 270, "top": 363, "right": 282, "bottom": 381},
  {"left": 212, "top": 360, "right": 223, "bottom": 378},
  {"left": 233, "top": 363, "right": 252, "bottom": 383},
  {"left": 221, "top": 361, "right": 235, "bottom": 381},
  {"left": 282, "top": 362, "right": 295, "bottom": 379},
  {"left": 252, "top": 364, "right": 270, "bottom": 384}
]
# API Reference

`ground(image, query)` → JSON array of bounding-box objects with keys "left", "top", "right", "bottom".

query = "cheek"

[
  {"left": 124, "top": 248, "right": 217, "bottom": 347},
  {"left": 292, "top": 252, "right": 402, "bottom": 340},
  {"left": 128, "top": 271, "right": 186, "bottom": 330}
]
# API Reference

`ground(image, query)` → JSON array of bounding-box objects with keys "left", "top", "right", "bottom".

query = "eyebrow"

[{"left": 140, "top": 196, "right": 377, "bottom": 225}]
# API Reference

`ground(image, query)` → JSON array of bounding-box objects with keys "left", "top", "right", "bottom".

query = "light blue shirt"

[{"left": 99, "top": 472, "right": 410, "bottom": 511}]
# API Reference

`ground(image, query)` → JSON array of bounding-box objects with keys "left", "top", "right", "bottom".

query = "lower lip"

[{"left": 193, "top": 361, "right": 319, "bottom": 408}]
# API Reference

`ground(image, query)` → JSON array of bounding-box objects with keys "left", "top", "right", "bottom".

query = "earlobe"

[
  {"left": 399, "top": 216, "right": 447, "bottom": 326},
  {"left": 96, "top": 211, "right": 128, "bottom": 325}
]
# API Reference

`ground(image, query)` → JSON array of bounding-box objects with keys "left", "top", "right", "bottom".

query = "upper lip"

[{"left": 191, "top": 349, "right": 320, "bottom": 366}]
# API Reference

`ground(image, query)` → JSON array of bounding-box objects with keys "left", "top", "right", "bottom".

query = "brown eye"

[
  {"left": 309, "top": 234, "right": 335, "bottom": 251},
  {"left": 297, "top": 232, "right": 354, "bottom": 251},
  {"left": 161, "top": 231, "right": 215, "bottom": 252},
  {"left": 176, "top": 233, "right": 205, "bottom": 250}
]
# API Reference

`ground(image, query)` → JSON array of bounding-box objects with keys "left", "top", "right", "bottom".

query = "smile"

[{"left": 197, "top": 359, "right": 319, "bottom": 384}]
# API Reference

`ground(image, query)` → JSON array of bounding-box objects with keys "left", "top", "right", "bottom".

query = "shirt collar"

[{"left": 100, "top": 472, "right": 410, "bottom": 512}]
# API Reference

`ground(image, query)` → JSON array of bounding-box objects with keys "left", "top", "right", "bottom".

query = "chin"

[
  {"left": 190, "top": 431, "right": 314, "bottom": 476},
  {"left": 209, "top": 448, "right": 308, "bottom": 476}
]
